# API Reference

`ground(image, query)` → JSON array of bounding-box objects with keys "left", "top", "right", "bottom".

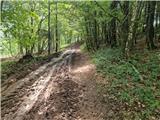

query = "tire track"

[
  {"left": 1, "top": 57, "right": 61, "bottom": 118},
  {"left": 1, "top": 49, "right": 81, "bottom": 120}
]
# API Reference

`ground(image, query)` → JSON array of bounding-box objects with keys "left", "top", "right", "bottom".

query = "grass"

[{"left": 92, "top": 48, "right": 160, "bottom": 119}]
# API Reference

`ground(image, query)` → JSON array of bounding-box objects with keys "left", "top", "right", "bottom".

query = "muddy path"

[{"left": 1, "top": 45, "right": 106, "bottom": 120}]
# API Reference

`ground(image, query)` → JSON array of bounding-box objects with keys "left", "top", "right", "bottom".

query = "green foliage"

[
  {"left": 2, "top": 1, "right": 40, "bottom": 55},
  {"left": 1, "top": 1, "right": 84, "bottom": 56},
  {"left": 0, "top": 39, "right": 18, "bottom": 57},
  {"left": 92, "top": 48, "right": 160, "bottom": 119}
]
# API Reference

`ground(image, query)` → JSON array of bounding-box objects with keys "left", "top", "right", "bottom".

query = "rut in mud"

[{"left": 1, "top": 46, "right": 106, "bottom": 120}]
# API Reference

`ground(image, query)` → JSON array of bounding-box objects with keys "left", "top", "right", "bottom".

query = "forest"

[{"left": 1, "top": 1, "right": 160, "bottom": 120}]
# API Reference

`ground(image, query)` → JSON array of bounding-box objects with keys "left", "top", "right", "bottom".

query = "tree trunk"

[
  {"left": 94, "top": 11, "right": 98, "bottom": 49},
  {"left": 55, "top": 1, "right": 58, "bottom": 52},
  {"left": 37, "top": 18, "right": 44, "bottom": 54},
  {"left": 29, "top": 0, "right": 35, "bottom": 55},
  {"left": 110, "top": 1, "right": 118, "bottom": 48},
  {"left": 1, "top": 1, "right": 3, "bottom": 24},
  {"left": 146, "top": 1, "right": 157, "bottom": 49},
  {"left": 132, "top": 1, "right": 144, "bottom": 45},
  {"left": 125, "top": 1, "right": 138, "bottom": 58},
  {"left": 122, "top": 1, "right": 129, "bottom": 53},
  {"left": 48, "top": 0, "right": 51, "bottom": 55},
  {"left": 84, "top": 17, "right": 90, "bottom": 51}
]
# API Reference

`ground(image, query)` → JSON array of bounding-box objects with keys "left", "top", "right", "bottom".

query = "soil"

[
  {"left": 1, "top": 51, "right": 62, "bottom": 84},
  {"left": 1, "top": 44, "right": 106, "bottom": 120}
]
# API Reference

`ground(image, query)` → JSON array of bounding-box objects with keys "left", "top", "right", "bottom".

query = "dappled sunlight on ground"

[{"left": 72, "top": 64, "right": 95, "bottom": 74}]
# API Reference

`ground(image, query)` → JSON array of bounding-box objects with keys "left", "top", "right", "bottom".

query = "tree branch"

[{"left": 94, "top": 1, "right": 121, "bottom": 22}]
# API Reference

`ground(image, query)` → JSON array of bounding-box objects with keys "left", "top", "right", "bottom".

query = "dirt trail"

[{"left": 1, "top": 45, "right": 106, "bottom": 120}]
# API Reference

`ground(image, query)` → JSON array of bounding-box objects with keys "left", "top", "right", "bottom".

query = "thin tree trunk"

[
  {"left": 110, "top": 1, "right": 118, "bottom": 48},
  {"left": 125, "top": 1, "right": 138, "bottom": 58},
  {"left": 48, "top": 0, "right": 51, "bottom": 55},
  {"left": 122, "top": 1, "right": 129, "bottom": 53},
  {"left": 94, "top": 11, "right": 98, "bottom": 49},
  {"left": 55, "top": 1, "right": 58, "bottom": 52},
  {"left": 28, "top": 0, "right": 35, "bottom": 55},
  {"left": 132, "top": 1, "right": 144, "bottom": 45},
  {"left": 146, "top": 1, "right": 157, "bottom": 49},
  {"left": 1, "top": 1, "right": 3, "bottom": 24},
  {"left": 84, "top": 17, "right": 90, "bottom": 50}
]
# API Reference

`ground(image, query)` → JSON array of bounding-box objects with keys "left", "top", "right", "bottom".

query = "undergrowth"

[
  {"left": 1, "top": 56, "right": 49, "bottom": 82},
  {"left": 92, "top": 48, "right": 160, "bottom": 119}
]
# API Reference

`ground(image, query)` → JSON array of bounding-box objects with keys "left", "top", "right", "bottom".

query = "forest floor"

[{"left": 1, "top": 44, "right": 108, "bottom": 120}]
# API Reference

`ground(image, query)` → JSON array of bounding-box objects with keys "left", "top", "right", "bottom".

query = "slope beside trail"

[{"left": 1, "top": 45, "right": 106, "bottom": 120}]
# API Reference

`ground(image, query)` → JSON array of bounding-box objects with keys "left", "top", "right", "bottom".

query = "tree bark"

[
  {"left": 132, "top": 1, "right": 144, "bottom": 45},
  {"left": 48, "top": 0, "right": 51, "bottom": 55},
  {"left": 125, "top": 1, "right": 138, "bottom": 58},
  {"left": 94, "top": 11, "right": 98, "bottom": 49},
  {"left": 1, "top": 1, "right": 3, "bottom": 24},
  {"left": 146, "top": 1, "right": 157, "bottom": 49},
  {"left": 55, "top": 1, "right": 58, "bottom": 52},
  {"left": 110, "top": 1, "right": 118, "bottom": 48},
  {"left": 122, "top": 1, "right": 129, "bottom": 53}
]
